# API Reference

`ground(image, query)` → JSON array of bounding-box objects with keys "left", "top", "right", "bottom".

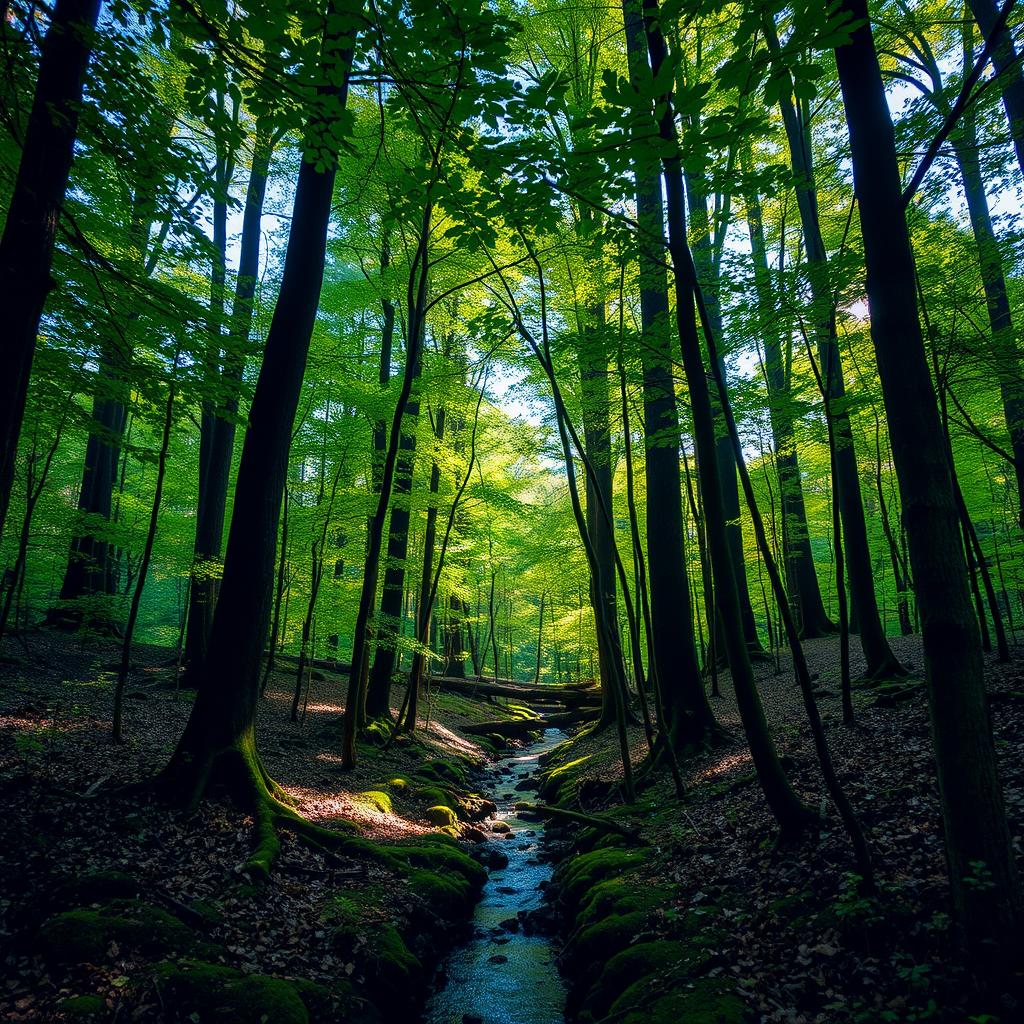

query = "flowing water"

[{"left": 422, "top": 728, "right": 568, "bottom": 1024}]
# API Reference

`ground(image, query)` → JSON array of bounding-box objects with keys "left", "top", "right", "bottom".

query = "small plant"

[{"left": 963, "top": 860, "right": 996, "bottom": 893}]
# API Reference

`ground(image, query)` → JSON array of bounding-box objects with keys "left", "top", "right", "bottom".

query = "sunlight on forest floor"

[
  {"left": 287, "top": 784, "right": 432, "bottom": 837},
  {"left": 695, "top": 749, "right": 753, "bottom": 782}
]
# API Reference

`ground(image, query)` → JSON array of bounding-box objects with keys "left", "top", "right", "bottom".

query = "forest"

[{"left": 0, "top": 0, "right": 1022, "bottom": 1020}]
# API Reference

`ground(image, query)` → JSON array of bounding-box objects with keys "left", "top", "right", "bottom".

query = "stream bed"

[{"left": 422, "top": 728, "right": 568, "bottom": 1024}]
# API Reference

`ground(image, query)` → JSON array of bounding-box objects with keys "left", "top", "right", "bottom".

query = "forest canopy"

[{"left": 1, "top": 0, "right": 1023, "bottom": 1019}]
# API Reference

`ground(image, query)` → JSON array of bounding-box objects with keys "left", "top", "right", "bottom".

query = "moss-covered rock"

[
  {"left": 576, "top": 879, "right": 672, "bottom": 931},
  {"left": 38, "top": 900, "right": 196, "bottom": 964},
  {"left": 583, "top": 941, "right": 685, "bottom": 1020},
  {"left": 562, "top": 910, "right": 652, "bottom": 975},
  {"left": 555, "top": 847, "right": 648, "bottom": 911},
  {"left": 610, "top": 975, "right": 752, "bottom": 1024},
  {"left": 418, "top": 759, "right": 468, "bottom": 787},
  {"left": 405, "top": 868, "right": 474, "bottom": 918},
  {"left": 52, "top": 871, "right": 140, "bottom": 908},
  {"left": 425, "top": 804, "right": 458, "bottom": 827},
  {"left": 355, "top": 790, "right": 393, "bottom": 814},
  {"left": 153, "top": 959, "right": 309, "bottom": 1024},
  {"left": 58, "top": 994, "right": 106, "bottom": 1018},
  {"left": 290, "top": 977, "right": 382, "bottom": 1024},
  {"left": 414, "top": 785, "right": 457, "bottom": 813}
]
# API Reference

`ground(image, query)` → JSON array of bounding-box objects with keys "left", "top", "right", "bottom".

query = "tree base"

[{"left": 154, "top": 736, "right": 359, "bottom": 880}]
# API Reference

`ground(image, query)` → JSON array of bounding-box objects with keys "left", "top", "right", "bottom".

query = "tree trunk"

[
  {"left": 835, "top": 0, "right": 1021, "bottom": 953},
  {"left": 365, "top": 371, "right": 421, "bottom": 717},
  {"left": 765, "top": 15, "right": 903, "bottom": 678},
  {"left": 949, "top": 109, "right": 1024, "bottom": 526},
  {"left": 185, "top": 130, "right": 276, "bottom": 672},
  {"left": 642, "top": 0, "right": 811, "bottom": 838},
  {"left": 158, "top": 9, "right": 356, "bottom": 880},
  {"left": 684, "top": 171, "right": 763, "bottom": 654},
  {"left": 741, "top": 166, "right": 835, "bottom": 639},
  {"left": 967, "top": 0, "right": 1024, "bottom": 180},
  {"left": 621, "top": 0, "right": 721, "bottom": 752},
  {"left": 0, "top": 0, "right": 101, "bottom": 541},
  {"left": 576, "top": 305, "right": 621, "bottom": 726}
]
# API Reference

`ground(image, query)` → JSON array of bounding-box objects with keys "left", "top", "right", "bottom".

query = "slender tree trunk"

[
  {"left": 158, "top": 11, "right": 356, "bottom": 881},
  {"left": 404, "top": 406, "right": 445, "bottom": 730},
  {"left": 365, "top": 370, "right": 421, "bottom": 718},
  {"left": 765, "top": 16, "right": 903, "bottom": 678},
  {"left": 950, "top": 108, "right": 1024, "bottom": 526},
  {"left": 742, "top": 167, "right": 835, "bottom": 639},
  {"left": 620, "top": 0, "right": 721, "bottom": 751},
  {"left": 113, "top": 355, "right": 179, "bottom": 742},
  {"left": 685, "top": 172, "right": 763, "bottom": 655},
  {"left": 343, "top": 201, "right": 432, "bottom": 768},
  {"left": 835, "top": 0, "right": 1021, "bottom": 952},
  {"left": 186, "top": 131, "right": 276, "bottom": 671},
  {"left": 0, "top": 0, "right": 102, "bottom": 540},
  {"left": 533, "top": 591, "right": 545, "bottom": 686},
  {"left": 967, "top": 0, "right": 1024, "bottom": 180},
  {"left": 642, "top": 0, "right": 811, "bottom": 837}
]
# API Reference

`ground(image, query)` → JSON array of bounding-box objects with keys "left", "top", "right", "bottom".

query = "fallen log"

[
  {"left": 429, "top": 675, "right": 601, "bottom": 705},
  {"left": 461, "top": 718, "right": 546, "bottom": 738},
  {"left": 524, "top": 803, "right": 645, "bottom": 843}
]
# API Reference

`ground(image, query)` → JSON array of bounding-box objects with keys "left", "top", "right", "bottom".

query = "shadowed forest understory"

[{"left": 1, "top": 0, "right": 1024, "bottom": 1021}]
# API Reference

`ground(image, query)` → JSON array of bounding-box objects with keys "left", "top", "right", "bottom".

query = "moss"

[
  {"left": 53, "top": 871, "right": 139, "bottom": 908},
  {"left": 576, "top": 880, "right": 672, "bottom": 931},
  {"left": 563, "top": 910, "right": 651, "bottom": 973},
  {"left": 355, "top": 790, "right": 393, "bottom": 814},
  {"left": 154, "top": 959, "right": 309, "bottom": 1024},
  {"left": 610, "top": 975, "right": 752, "bottom": 1024},
  {"left": 414, "top": 785, "right": 457, "bottom": 813},
  {"left": 371, "top": 924, "right": 423, "bottom": 986},
  {"left": 424, "top": 804, "right": 458, "bottom": 827},
  {"left": 386, "top": 777, "right": 409, "bottom": 793},
  {"left": 58, "top": 995, "right": 106, "bottom": 1018},
  {"left": 538, "top": 753, "right": 593, "bottom": 804},
  {"left": 389, "top": 839, "right": 487, "bottom": 889},
  {"left": 556, "top": 848, "right": 648, "bottom": 911},
  {"left": 38, "top": 900, "right": 195, "bottom": 964},
  {"left": 583, "top": 941, "right": 685, "bottom": 1019},
  {"left": 290, "top": 977, "right": 381, "bottom": 1024},
  {"left": 420, "top": 759, "right": 468, "bottom": 786},
  {"left": 405, "top": 868, "right": 473, "bottom": 918}
]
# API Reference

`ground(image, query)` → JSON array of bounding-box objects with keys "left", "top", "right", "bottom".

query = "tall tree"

[
  {"left": 158, "top": 2, "right": 360, "bottom": 877},
  {"left": 764, "top": 14, "right": 904, "bottom": 677},
  {"left": 0, "top": 0, "right": 102, "bottom": 540},
  {"left": 834, "top": 0, "right": 1021, "bottom": 953}
]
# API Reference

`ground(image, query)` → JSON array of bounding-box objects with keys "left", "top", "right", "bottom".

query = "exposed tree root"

[{"left": 155, "top": 738, "right": 364, "bottom": 881}]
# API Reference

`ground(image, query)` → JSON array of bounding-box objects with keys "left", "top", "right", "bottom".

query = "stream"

[{"left": 422, "top": 728, "right": 568, "bottom": 1024}]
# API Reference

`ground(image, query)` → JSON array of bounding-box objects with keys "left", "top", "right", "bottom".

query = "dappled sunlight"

[
  {"left": 694, "top": 749, "right": 753, "bottom": 784},
  {"left": 417, "top": 716, "right": 484, "bottom": 758},
  {"left": 285, "top": 784, "right": 432, "bottom": 839}
]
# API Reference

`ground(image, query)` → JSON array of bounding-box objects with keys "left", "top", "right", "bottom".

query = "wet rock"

[
  {"left": 499, "top": 917, "right": 520, "bottom": 933},
  {"left": 468, "top": 847, "right": 508, "bottom": 870},
  {"left": 514, "top": 777, "right": 539, "bottom": 792},
  {"left": 488, "top": 954, "right": 508, "bottom": 965},
  {"left": 491, "top": 821, "right": 511, "bottom": 834},
  {"left": 496, "top": 886, "right": 517, "bottom": 895},
  {"left": 461, "top": 827, "right": 488, "bottom": 844},
  {"left": 462, "top": 1015, "right": 483, "bottom": 1024}
]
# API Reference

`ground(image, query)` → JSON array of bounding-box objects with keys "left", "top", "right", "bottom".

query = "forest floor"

[
  {"left": 536, "top": 633, "right": 1024, "bottom": 1024},
  {"left": 0, "top": 630, "right": 1021, "bottom": 1023}
]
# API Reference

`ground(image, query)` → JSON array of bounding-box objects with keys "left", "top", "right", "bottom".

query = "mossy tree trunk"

[{"left": 158, "top": 6, "right": 358, "bottom": 876}]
